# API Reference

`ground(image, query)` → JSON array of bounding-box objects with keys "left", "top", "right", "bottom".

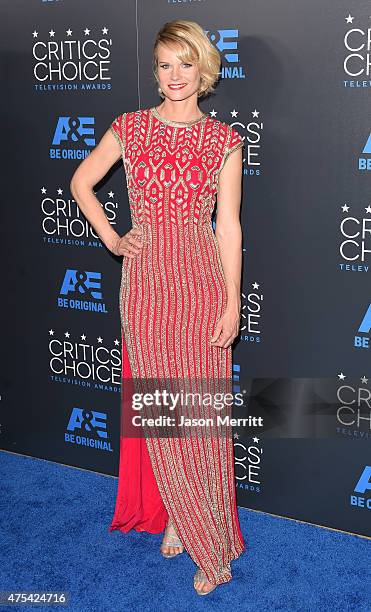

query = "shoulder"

[
  {"left": 207, "top": 116, "right": 243, "bottom": 143},
  {"left": 110, "top": 109, "right": 152, "bottom": 148},
  {"left": 206, "top": 117, "right": 244, "bottom": 159},
  {"left": 110, "top": 108, "right": 148, "bottom": 139}
]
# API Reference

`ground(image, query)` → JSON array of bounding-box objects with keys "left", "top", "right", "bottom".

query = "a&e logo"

[
  {"left": 350, "top": 465, "right": 371, "bottom": 510},
  {"left": 58, "top": 269, "right": 108, "bottom": 313},
  {"left": 358, "top": 132, "right": 371, "bottom": 171},
  {"left": 65, "top": 407, "right": 112, "bottom": 452},
  {"left": 354, "top": 304, "right": 371, "bottom": 349},
  {"left": 51, "top": 116, "right": 95, "bottom": 160},
  {"left": 205, "top": 29, "right": 245, "bottom": 79}
]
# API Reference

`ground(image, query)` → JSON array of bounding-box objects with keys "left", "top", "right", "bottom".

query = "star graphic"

[
  {"left": 233, "top": 432, "right": 239, "bottom": 439},
  {"left": 66, "top": 29, "right": 72, "bottom": 36},
  {"left": 41, "top": 187, "right": 47, "bottom": 194},
  {"left": 345, "top": 14, "right": 354, "bottom": 24},
  {"left": 341, "top": 204, "right": 349, "bottom": 212},
  {"left": 114, "top": 339, "right": 120, "bottom": 345},
  {"left": 361, "top": 376, "right": 368, "bottom": 384},
  {"left": 32, "top": 31, "right": 38, "bottom": 38},
  {"left": 48, "top": 329, "right": 54, "bottom": 336},
  {"left": 252, "top": 282, "right": 259, "bottom": 289},
  {"left": 84, "top": 28, "right": 91, "bottom": 36},
  {"left": 57, "top": 188, "right": 63, "bottom": 195},
  {"left": 97, "top": 336, "right": 103, "bottom": 343},
  {"left": 102, "top": 27, "right": 109, "bottom": 35},
  {"left": 108, "top": 191, "right": 114, "bottom": 199},
  {"left": 253, "top": 437, "right": 260, "bottom": 443},
  {"left": 231, "top": 109, "right": 238, "bottom": 118},
  {"left": 65, "top": 331, "right": 70, "bottom": 338},
  {"left": 252, "top": 110, "right": 259, "bottom": 118},
  {"left": 338, "top": 372, "right": 346, "bottom": 380},
  {"left": 365, "top": 206, "right": 371, "bottom": 214},
  {"left": 81, "top": 334, "right": 87, "bottom": 341},
  {"left": 210, "top": 109, "right": 217, "bottom": 118},
  {"left": 49, "top": 30, "right": 55, "bottom": 38}
]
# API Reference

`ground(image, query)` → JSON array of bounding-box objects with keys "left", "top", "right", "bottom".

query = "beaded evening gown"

[{"left": 108, "top": 106, "right": 245, "bottom": 585}]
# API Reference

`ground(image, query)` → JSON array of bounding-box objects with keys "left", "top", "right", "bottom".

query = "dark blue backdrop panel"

[{"left": 1, "top": 0, "right": 369, "bottom": 537}]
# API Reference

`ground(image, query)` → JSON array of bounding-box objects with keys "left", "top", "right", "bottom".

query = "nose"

[{"left": 170, "top": 67, "right": 181, "bottom": 80}]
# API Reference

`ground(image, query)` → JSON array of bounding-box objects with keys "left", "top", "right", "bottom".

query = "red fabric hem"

[{"left": 109, "top": 334, "right": 168, "bottom": 534}]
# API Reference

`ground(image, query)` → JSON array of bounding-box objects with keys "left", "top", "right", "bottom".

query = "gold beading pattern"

[{"left": 111, "top": 107, "right": 245, "bottom": 584}]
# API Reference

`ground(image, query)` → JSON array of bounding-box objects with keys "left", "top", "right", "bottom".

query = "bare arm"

[
  {"left": 211, "top": 146, "right": 243, "bottom": 348},
  {"left": 70, "top": 129, "right": 123, "bottom": 254},
  {"left": 215, "top": 146, "right": 243, "bottom": 311}
]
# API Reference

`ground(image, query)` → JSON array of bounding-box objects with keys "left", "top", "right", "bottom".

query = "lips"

[{"left": 168, "top": 83, "right": 187, "bottom": 90}]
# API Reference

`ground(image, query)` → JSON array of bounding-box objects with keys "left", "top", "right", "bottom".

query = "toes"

[
  {"left": 194, "top": 579, "right": 213, "bottom": 593},
  {"left": 162, "top": 545, "right": 181, "bottom": 556}
]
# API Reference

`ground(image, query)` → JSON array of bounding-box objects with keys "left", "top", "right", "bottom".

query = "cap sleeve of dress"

[
  {"left": 220, "top": 125, "right": 244, "bottom": 173},
  {"left": 110, "top": 114, "right": 125, "bottom": 151}
]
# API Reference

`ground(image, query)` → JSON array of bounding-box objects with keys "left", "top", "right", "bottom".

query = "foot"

[
  {"left": 160, "top": 520, "right": 184, "bottom": 558},
  {"left": 193, "top": 568, "right": 217, "bottom": 595}
]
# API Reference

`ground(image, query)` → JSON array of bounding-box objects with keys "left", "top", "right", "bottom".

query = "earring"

[{"left": 158, "top": 86, "right": 162, "bottom": 94}]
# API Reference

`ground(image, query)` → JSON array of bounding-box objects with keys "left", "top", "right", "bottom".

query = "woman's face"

[{"left": 156, "top": 43, "right": 201, "bottom": 101}]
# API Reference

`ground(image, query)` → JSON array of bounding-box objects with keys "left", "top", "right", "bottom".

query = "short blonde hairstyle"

[{"left": 152, "top": 20, "right": 221, "bottom": 98}]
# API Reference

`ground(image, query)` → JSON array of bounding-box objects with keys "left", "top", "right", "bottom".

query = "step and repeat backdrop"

[{"left": 1, "top": 1, "right": 370, "bottom": 538}]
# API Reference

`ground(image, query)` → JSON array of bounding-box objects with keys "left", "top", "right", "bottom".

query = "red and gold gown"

[{"left": 108, "top": 106, "right": 245, "bottom": 585}]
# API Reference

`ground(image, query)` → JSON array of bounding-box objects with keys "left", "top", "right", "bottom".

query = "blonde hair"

[{"left": 153, "top": 20, "right": 221, "bottom": 98}]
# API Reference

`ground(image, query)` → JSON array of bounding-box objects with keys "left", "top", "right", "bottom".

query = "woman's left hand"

[{"left": 210, "top": 305, "right": 241, "bottom": 348}]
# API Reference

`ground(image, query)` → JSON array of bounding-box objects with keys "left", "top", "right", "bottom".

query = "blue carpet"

[{"left": 0, "top": 450, "right": 370, "bottom": 612}]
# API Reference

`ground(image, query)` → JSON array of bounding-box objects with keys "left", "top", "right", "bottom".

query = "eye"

[{"left": 159, "top": 63, "right": 192, "bottom": 69}]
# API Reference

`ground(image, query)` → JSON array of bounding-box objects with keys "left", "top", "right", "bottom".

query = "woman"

[{"left": 70, "top": 19, "right": 245, "bottom": 596}]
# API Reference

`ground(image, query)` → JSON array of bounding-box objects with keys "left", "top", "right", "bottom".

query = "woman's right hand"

[{"left": 110, "top": 227, "right": 145, "bottom": 258}]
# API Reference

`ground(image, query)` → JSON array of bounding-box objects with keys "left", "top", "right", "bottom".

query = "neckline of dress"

[{"left": 149, "top": 106, "right": 208, "bottom": 128}]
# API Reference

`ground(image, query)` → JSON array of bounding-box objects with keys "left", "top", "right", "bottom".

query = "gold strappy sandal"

[
  {"left": 160, "top": 520, "right": 184, "bottom": 559},
  {"left": 193, "top": 568, "right": 217, "bottom": 595}
]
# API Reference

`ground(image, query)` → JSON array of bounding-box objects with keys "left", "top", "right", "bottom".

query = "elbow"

[
  {"left": 70, "top": 169, "right": 84, "bottom": 197},
  {"left": 70, "top": 174, "right": 93, "bottom": 199},
  {"left": 215, "top": 222, "right": 242, "bottom": 243},
  {"left": 70, "top": 177, "right": 76, "bottom": 198},
  {"left": 70, "top": 176, "right": 85, "bottom": 202}
]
